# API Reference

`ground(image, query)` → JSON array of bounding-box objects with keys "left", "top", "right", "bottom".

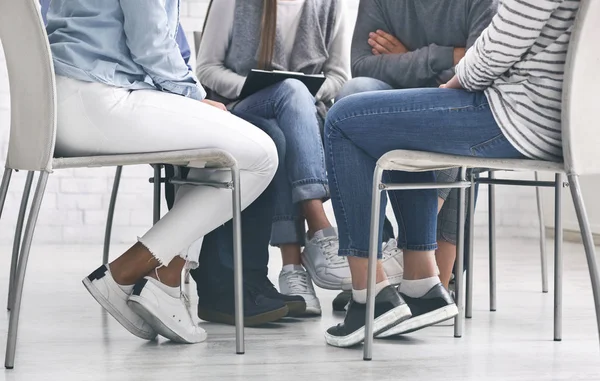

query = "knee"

[
  {"left": 276, "top": 78, "right": 314, "bottom": 105},
  {"left": 336, "top": 77, "right": 391, "bottom": 101}
]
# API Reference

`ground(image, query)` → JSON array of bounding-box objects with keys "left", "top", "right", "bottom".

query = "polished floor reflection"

[{"left": 0, "top": 238, "right": 599, "bottom": 381}]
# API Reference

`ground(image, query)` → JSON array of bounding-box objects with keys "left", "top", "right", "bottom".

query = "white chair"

[
  {"left": 363, "top": 0, "right": 600, "bottom": 360},
  {"left": 0, "top": 0, "right": 246, "bottom": 369}
]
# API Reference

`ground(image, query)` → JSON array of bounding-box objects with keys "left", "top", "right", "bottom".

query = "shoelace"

[
  {"left": 382, "top": 239, "right": 402, "bottom": 260},
  {"left": 180, "top": 290, "right": 196, "bottom": 324},
  {"left": 317, "top": 237, "right": 347, "bottom": 268},
  {"left": 285, "top": 270, "right": 311, "bottom": 294}
]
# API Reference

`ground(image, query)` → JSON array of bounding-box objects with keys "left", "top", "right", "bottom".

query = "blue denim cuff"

[
  {"left": 271, "top": 217, "right": 306, "bottom": 246},
  {"left": 338, "top": 248, "right": 382, "bottom": 259},
  {"left": 291, "top": 179, "right": 329, "bottom": 204}
]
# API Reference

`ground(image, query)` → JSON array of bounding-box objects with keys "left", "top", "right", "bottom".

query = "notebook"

[{"left": 239, "top": 69, "right": 326, "bottom": 99}]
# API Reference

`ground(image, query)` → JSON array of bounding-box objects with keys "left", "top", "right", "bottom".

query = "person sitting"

[
  {"left": 45, "top": 0, "right": 278, "bottom": 343},
  {"left": 330, "top": 0, "right": 498, "bottom": 312},
  {"left": 323, "top": 0, "right": 580, "bottom": 347},
  {"left": 192, "top": 0, "right": 352, "bottom": 323}
]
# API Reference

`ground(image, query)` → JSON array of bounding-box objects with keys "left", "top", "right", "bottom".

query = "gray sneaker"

[{"left": 301, "top": 227, "right": 351, "bottom": 291}]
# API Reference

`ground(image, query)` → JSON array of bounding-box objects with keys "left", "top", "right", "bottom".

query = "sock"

[
  {"left": 118, "top": 284, "right": 134, "bottom": 294},
  {"left": 282, "top": 264, "right": 304, "bottom": 273},
  {"left": 399, "top": 276, "right": 440, "bottom": 298},
  {"left": 352, "top": 279, "right": 390, "bottom": 304},
  {"left": 147, "top": 277, "right": 180, "bottom": 298}
]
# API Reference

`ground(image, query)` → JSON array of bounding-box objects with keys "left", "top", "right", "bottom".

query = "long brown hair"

[{"left": 257, "top": 0, "right": 277, "bottom": 70}]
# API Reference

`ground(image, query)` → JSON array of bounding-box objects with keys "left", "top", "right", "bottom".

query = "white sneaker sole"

[
  {"left": 128, "top": 295, "right": 207, "bottom": 344},
  {"left": 302, "top": 257, "right": 350, "bottom": 291},
  {"left": 376, "top": 304, "right": 459, "bottom": 338},
  {"left": 305, "top": 305, "right": 322, "bottom": 316},
  {"left": 82, "top": 277, "right": 157, "bottom": 341},
  {"left": 386, "top": 274, "right": 403, "bottom": 286},
  {"left": 324, "top": 304, "right": 412, "bottom": 348}
]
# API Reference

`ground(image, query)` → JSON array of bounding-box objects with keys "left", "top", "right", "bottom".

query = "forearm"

[{"left": 352, "top": 45, "right": 454, "bottom": 88}]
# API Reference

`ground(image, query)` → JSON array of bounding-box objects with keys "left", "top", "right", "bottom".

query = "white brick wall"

[{"left": 0, "top": 0, "right": 539, "bottom": 244}]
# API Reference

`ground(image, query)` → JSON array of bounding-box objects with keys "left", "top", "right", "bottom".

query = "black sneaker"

[
  {"left": 246, "top": 273, "right": 307, "bottom": 316},
  {"left": 332, "top": 291, "right": 351, "bottom": 312},
  {"left": 376, "top": 283, "right": 458, "bottom": 337},
  {"left": 324, "top": 286, "right": 412, "bottom": 347},
  {"left": 196, "top": 282, "right": 288, "bottom": 327}
]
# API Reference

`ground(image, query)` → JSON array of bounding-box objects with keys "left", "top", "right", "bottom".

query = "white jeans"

[{"left": 55, "top": 76, "right": 278, "bottom": 267}]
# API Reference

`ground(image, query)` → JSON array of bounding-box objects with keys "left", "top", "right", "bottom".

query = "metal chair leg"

[
  {"left": 103, "top": 166, "right": 122, "bottom": 265},
  {"left": 153, "top": 165, "right": 161, "bottom": 224},
  {"left": 5, "top": 172, "right": 49, "bottom": 369},
  {"left": 454, "top": 168, "right": 467, "bottom": 338},
  {"left": 466, "top": 173, "right": 476, "bottom": 319},
  {"left": 231, "top": 165, "right": 245, "bottom": 355},
  {"left": 535, "top": 173, "right": 549, "bottom": 293},
  {"left": 489, "top": 172, "right": 497, "bottom": 312},
  {"left": 554, "top": 174, "right": 563, "bottom": 341},
  {"left": 0, "top": 168, "right": 13, "bottom": 220},
  {"left": 568, "top": 174, "right": 600, "bottom": 351},
  {"left": 7, "top": 172, "right": 34, "bottom": 311},
  {"left": 364, "top": 165, "right": 384, "bottom": 361}
]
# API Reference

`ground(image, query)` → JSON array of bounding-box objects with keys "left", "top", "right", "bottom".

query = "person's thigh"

[
  {"left": 336, "top": 77, "right": 393, "bottom": 101},
  {"left": 55, "top": 76, "right": 276, "bottom": 170},
  {"left": 326, "top": 88, "right": 524, "bottom": 161}
]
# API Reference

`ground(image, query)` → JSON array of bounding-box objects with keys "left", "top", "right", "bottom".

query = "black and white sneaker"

[
  {"left": 377, "top": 283, "right": 458, "bottom": 338},
  {"left": 324, "top": 286, "right": 412, "bottom": 348}
]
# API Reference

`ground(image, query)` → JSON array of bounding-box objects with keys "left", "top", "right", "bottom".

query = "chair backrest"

[
  {"left": 562, "top": 0, "right": 600, "bottom": 176},
  {"left": 0, "top": 0, "right": 57, "bottom": 172}
]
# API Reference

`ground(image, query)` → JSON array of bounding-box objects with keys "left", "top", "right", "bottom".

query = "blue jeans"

[
  {"left": 325, "top": 88, "right": 525, "bottom": 258},
  {"left": 232, "top": 79, "right": 329, "bottom": 246},
  {"left": 338, "top": 77, "right": 466, "bottom": 245}
]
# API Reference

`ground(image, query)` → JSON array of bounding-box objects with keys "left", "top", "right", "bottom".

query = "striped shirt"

[{"left": 456, "top": 0, "right": 581, "bottom": 162}]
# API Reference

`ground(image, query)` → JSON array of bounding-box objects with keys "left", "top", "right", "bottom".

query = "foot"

[
  {"left": 196, "top": 281, "right": 288, "bottom": 327},
  {"left": 128, "top": 277, "right": 207, "bottom": 344},
  {"left": 324, "top": 286, "right": 412, "bottom": 348},
  {"left": 382, "top": 239, "right": 403, "bottom": 286},
  {"left": 247, "top": 273, "right": 307, "bottom": 316},
  {"left": 82, "top": 265, "right": 157, "bottom": 340},
  {"left": 332, "top": 290, "right": 351, "bottom": 312},
  {"left": 376, "top": 283, "right": 458, "bottom": 337},
  {"left": 279, "top": 266, "right": 322, "bottom": 316},
  {"left": 302, "top": 228, "right": 351, "bottom": 290}
]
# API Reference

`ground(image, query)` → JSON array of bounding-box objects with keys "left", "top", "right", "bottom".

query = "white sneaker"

[
  {"left": 82, "top": 265, "right": 157, "bottom": 340},
  {"left": 382, "top": 239, "right": 404, "bottom": 285},
  {"left": 128, "top": 277, "right": 207, "bottom": 344},
  {"left": 302, "top": 227, "right": 352, "bottom": 291},
  {"left": 279, "top": 266, "right": 322, "bottom": 316}
]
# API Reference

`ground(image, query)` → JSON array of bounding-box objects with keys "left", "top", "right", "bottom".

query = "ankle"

[
  {"left": 149, "top": 267, "right": 182, "bottom": 288},
  {"left": 109, "top": 264, "right": 139, "bottom": 286}
]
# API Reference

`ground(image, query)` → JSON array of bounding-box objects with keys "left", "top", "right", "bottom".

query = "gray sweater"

[{"left": 351, "top": 0, "right": 498, "bottom": 89}]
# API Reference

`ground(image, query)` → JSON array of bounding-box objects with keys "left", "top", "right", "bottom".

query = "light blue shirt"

[{"left": 46, "top": 0, "right": 206, "bottom": 100}]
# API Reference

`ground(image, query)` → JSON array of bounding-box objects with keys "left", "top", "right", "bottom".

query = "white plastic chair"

[
  {"left": 0, "top": 0, "right": 246, "bottom": 369},
  {"left": 363, "top": 0, "right": 600, "bottom": 360}
]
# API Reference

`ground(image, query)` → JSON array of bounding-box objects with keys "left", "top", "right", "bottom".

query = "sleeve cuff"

[{"left": 429, "top": 45, "right": 455, "bottom": 74}]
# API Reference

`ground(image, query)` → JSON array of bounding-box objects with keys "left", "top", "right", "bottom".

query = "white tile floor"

[{"left": 0, "top": 238, "right": 599, "bottom": 380}]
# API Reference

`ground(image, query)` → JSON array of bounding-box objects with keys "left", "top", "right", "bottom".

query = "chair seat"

[
  {"left": 377, "top": 150, "right": 565, "bottom": 173},
  {"left": 52, "top": 149, "right": 236, "bottom": 171}
]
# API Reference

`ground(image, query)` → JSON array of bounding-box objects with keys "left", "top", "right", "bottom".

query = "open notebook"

[{"left": 240, "top": 70, "right": 326, "bottom": 99}]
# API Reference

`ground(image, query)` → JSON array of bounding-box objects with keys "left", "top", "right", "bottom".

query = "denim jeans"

[
  {"left": 193, "top": 112, "right": 285, "bottom": 285},
  {"left": 232, "top": 79, "right": 330, "bottom": 246},
  {"left": 325, "top": 88, "right": 525, "bottom": 258},
  {"left": 338, "top": 77, "right": 465, "bottom": 246}
]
